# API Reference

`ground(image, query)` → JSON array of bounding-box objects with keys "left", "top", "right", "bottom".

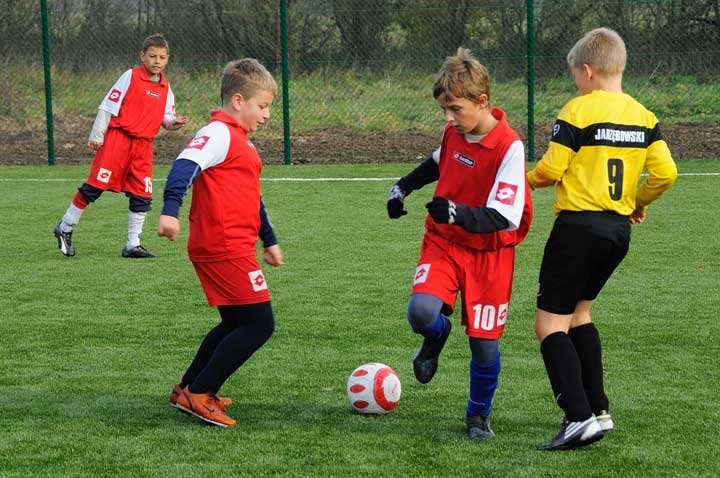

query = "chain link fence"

[{"left": 2, "top": 0, "right": 719, "bottom": 166}]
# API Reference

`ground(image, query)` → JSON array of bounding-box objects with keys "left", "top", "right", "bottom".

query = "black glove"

[
  {"left": 387, "top": 184, "right": 408, "bottom": 218},
  {"left": 425, "top": 196, "right": 457, "bottom": 224}
]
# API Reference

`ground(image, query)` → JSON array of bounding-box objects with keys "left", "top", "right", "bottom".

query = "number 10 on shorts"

[{"left": 472, "top": 303, "right": 508, "bottom": 332}]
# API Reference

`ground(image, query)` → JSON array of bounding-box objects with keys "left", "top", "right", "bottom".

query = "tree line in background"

[{"left": 3, "top": 0, "right": 720, "bottom": 77}]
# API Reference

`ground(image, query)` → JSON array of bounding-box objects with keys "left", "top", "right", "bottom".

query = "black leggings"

[{"left": 182, "top": 301, "right": 275, "bottom": 395}]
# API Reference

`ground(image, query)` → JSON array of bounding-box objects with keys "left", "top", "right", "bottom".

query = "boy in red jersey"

[
  {"left": 387, "top": 47, "right": 532, "bottom": 440},
  {"left": 528, "top": 28, "right": 677, "bottom": 451},
  {"left": 157, "top": 58, "right": 283, "bottom": 428},
  {"left": 54, "top": 33, "right": 188, "bottom": 258}
]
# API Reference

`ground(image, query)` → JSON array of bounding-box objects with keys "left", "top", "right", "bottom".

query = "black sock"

[
  {"left": 540, "top": 331, "right": 592, "bottom": 422},
  {"left": 179, "top": 321, "right": 233, "bottom": 388},
  {"left": 190, "top": 302, "right": 275, "bottom": 395},
  {"left": 569, "top": 323, "right": 609, "bottom": 414}
]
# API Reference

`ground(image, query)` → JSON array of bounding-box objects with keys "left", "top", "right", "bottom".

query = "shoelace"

[{"left": 209, "top": 393, "right": 226, "bottom": 412}]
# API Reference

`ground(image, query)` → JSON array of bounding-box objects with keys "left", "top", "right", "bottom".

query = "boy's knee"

[
  {"left": 128, "top": 194, "right": 152, "bottom": 213},
  {"left": 248, "top": 301, "right": 275, "bottom": 342},
  {"left": 469, "top": 337, "right": 499, "bottom": 364},
  {"left": 407, "top": 293, "right": 443, "bottom": 331},
  {"left": 78, "top": 183, "right": 104, "bottom": 203}
]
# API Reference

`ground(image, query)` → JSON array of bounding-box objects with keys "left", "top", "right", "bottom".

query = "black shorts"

[{"left": 537, "top": 211, "right": 631, "bottom": 315}]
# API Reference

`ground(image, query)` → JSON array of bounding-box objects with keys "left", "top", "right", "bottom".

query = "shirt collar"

[
  {"left": 135, "top": 65, "right": 167, "bottom": 87},
  {"left": 476, "top": 107, "right": 509, "bottom": 149},
  {"left": 210, "top": 110, "right": 248, "bottom": 134}
]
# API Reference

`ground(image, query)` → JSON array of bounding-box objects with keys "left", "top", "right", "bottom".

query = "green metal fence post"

[
  {"left": 40, "top": 0, "right": 55, "bottom": 166},
  {"left": 280, "top": 0, "right": 292, "bottom": 165},
  {"left": 526, "top": 0, "right": 535, "bottom": 162}
]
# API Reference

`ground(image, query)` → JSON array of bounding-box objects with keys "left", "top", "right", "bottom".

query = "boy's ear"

[
  {"left": 231, "top": 93, "right": 245, "bottom": 110},
  {"left": 582, "top": 63, "right": 593, "bottom": 80},
  {"left": 476, "top": 94, "right": 489, "bottom": 108}
]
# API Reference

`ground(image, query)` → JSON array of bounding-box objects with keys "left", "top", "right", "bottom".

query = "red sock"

[{"left": 72, "top": 192, "right": 89, "bottom": 209}]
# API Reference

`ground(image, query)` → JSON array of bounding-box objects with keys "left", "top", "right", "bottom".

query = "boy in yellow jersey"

[{"left": 527, "top": 27, "right": 677, "bottom": 451}]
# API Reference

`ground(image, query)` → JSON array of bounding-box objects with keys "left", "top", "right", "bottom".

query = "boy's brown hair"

[
  {"left": 221, "top": 59, "right": 278, "bottom": 105},
  {"left": 433, "top": 47, "right": 491, "bottom": 103},
  {"left": 142, "top": 33, "right": 169, "bottom": 53},
  {"left": 567, "top": 27, "right": 626, "bottom": 76}
]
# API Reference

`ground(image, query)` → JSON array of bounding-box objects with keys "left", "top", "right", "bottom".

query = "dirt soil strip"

[{"left": 2, "top": 121, "right": 718, "bottom": 165}]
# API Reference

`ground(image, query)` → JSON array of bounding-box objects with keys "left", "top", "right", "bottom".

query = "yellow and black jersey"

[{"left": 527, "top": 90, "right": 677, "bottom": 215}]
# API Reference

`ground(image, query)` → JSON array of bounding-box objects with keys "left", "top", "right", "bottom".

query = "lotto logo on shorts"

[
  {"left": 187, "top": 135, "right": 210, "bottom": 150},
  {"left": 495, "top": 182, "right": 518, "bottom": 205},
  {"left": 96, "top": 168, "right": 112, "bottom": 183},
  {"left": 108, "top": 89, "right": 122, "bottom": 103},
  {"left": 248, "top": 270, "right": 268, "bottom": 292},
  {"left": 413, "top": 264, "right": 430, "bottom": 285}
]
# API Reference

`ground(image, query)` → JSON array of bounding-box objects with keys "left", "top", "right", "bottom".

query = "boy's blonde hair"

[
  {"left": 567, "top": 27, "right": 626, "bottom": 77},
  {"left": 433, "top": 47, "right": 490, "bottom": 103},
  {"left": 142, "top": 33, "right": 169, "bottom": 53},
  {"left": 221, "top": 59, "right": 278, "bottom": 105}
]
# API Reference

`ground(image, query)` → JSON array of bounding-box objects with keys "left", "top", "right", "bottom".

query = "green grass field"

[{"left": 1, "top": 162, "right": 718, "bottom": 477}]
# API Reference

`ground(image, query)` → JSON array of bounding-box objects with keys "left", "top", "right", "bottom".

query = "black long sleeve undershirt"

[
  {"left": 396, "top": 156, "right": 440, "bottom": 192},
  {"left": 454, "top": 204, "right": 509, "bottom": 233},
  {"left": 397, "top": 155, "right": 510, "bottom": 233}
]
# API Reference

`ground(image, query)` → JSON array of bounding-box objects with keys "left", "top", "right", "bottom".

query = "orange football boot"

[
  {"left": 170, "top": 384, "right": 233, "bottom": 408},
  {"left": 174, "top": 386, "right": 236, "bottom": 428}
]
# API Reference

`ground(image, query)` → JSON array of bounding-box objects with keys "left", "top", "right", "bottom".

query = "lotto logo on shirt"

[
  {"left": 453, "top": 152, "right": 475, "bottom": 168},
  {"left": 146, "top": 90, "right": 160, "bottom": 98},
  {"left": 413, "top": 264, "right": 431, "bottom": 285},
  {"left": 495, "top": 182, "right": 518, "bottom": 205},
  {"left": 186, "top": 135, "right": 210, "bottom": 150},
  {"left": 108, "top": 89, "right": 122, "bottom": 103},
  {"left": 248, "top": 270, "right": 268, "bottom": 292},
  {"left": 96, "top": 168, "right": 112, "bottom": 183}
]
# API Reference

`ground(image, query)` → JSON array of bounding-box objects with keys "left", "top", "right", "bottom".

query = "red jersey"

[
  {"left": 100, "top": 65, "right": 175, "bottom": 139},
  {"left": 175, "top": 110, "right": 263, "bottom": 262},
  {"left": 426, "top": 107, "right": 533, "bottom": 251}
]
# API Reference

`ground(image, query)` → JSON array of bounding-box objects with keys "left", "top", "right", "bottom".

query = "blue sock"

[
  {"left": 466, "top": 355, "right": 501, "bottom": 417},
  {"left": 412, "top": 313, "right": 448, "bottom": 340}
]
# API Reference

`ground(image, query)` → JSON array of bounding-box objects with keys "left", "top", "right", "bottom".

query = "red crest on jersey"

[
  {"left": 187, "top": 135, "right": 210, "bottom": 150},
  {"left": 108, "top": 89, "right": 122, "bottom": 103},
  {"left": 495, "top": 182, "right": 518, "bottom": 205}
]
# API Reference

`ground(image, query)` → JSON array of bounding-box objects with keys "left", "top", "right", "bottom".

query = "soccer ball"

[{"left": 346, "top": 362, "right": 401, "bottom": 414}]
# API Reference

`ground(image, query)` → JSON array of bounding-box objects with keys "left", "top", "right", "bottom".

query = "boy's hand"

[
  {"left": 166, "top": 115, "right": 189, "bottom": 131},
  {"left": 387, "top": 184, "right": 408, "bottom": 218},
  {"left": 87, "top": 140, "right": 102, "bottom": 151},
  {"left": 263, "top": 244, "right": 284, "bottom": 267},
  {"left": 629, "top": 208, "right": 646, "bottom": 224},
  {"left": 426, "top": 196, "right": 457, "bottom": 224},
  {"left": 157, "top": 215, "right": 181, "bottom": 240}
]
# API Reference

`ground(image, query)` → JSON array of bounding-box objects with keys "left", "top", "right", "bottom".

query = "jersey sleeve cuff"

[{"left": 161, "top": 200, "right": 181, "bottom": 218}]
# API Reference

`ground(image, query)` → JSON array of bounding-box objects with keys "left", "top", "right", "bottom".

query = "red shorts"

[
  {"left": 192, "top": 256, "right": 271, "bottom": 307},
  {"left": 86, "top": 128, "right": 154, "bottom": 198},
  {"left": 411, "top": 233, "right": 516, "bottom": 339}
]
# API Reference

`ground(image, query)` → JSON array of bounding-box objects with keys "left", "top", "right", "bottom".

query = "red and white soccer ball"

[{"left": 346, "top": 362, "right": 401, "bottom": 414}]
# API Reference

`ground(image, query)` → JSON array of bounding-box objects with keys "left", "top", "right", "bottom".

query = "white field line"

[{"left": 1, "top": 172, "right": 719, "bottom": 182}]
